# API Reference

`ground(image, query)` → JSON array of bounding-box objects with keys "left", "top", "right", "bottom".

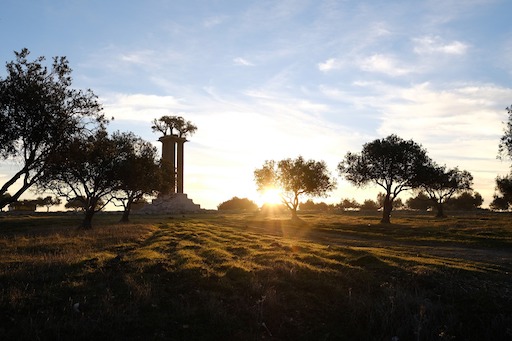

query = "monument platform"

[{"left": 139, "top": 193, "right": 201, "bottom": 214}]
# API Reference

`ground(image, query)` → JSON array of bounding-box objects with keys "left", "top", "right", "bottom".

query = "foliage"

[
  {"left": 151, "top": 115, "right": 197, "bottom": 138},
  {"left": 109, "top": 131, "right": 161, "bottom": 223},
  {"left": 406, "top": 191, "right": 432, "bottom": 211},
  {"left": 217, "top": 197, "right": 258, "bottom": 211},
  {"left": 36, "top": 196, "right": 61, "bottom": 212},
  {"left": 0, "top": 49, "right": 105, "bottom": 210},
  {"left": 338, "top": 134, "right": 432, "bottom": 223},
  {"left": 8, "top": 199, "right": 38, "bottom": 211},
  {"left": 299, "top": 200, "right": 331, "bottom": 212},
  {"left": 41, "top": 129, "right": 124, "bottom": 228},
  {"left": 360, "top": 199, "right": 379, "bottom": 211},
  {"left": 490, "top": 174, "right": 512, "bottom": 210},
  {"left": 337, "top": 198, "right": 360, "bottom": 210},
  {"left": 445, "top": 191, "right": 483, "bottom": 211},
  {"left": 498, "top": 105, "right": 512, "bottom": 160},
  {"left": 419, "top": 165, "right": 473, "bottom": 217},
  {"left": 64, "top": 196, "right": 105, "bottom": 212},
  {"left": 254, "top": 156, "right": 336, "bottom": 219}
]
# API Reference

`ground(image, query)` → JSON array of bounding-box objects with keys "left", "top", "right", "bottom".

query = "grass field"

[{"left": 0, "top": 210, "right": 511, "bottom": 340}]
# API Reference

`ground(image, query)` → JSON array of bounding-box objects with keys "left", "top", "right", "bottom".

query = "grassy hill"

[{"left": 0, "top": 211, "right": 511, "bottom": 340}]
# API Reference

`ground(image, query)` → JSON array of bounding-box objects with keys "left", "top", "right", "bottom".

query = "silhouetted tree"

[
  {"left": 338, "top": 198, "right": 360, "bottom": 211},
  {"left": 151, "top": 115, "right": 197, "bottom": 138},
  {"left": 41, "top": 129, "right": 122, "bottom": 229},
  {"left": 338, "top": 135, "right": 431, "bottom": 224},
  {"left": 299, "top": 200, "right": 330, "bottom": 212},
  {"left": 36, "top": 196, "right": 61, "bottom": 212},
  {"left": 360, "top": 199, "right": 379, "bottom": 211},
  {"left": 254, "top": 156, "right": 336, "bottom": 220},
  {"left": 109, "top": 132, "right": 161, "bottom": 223},
  {"left": 498, "top": 105, "right": 512, "bottom": 160},
  {"left": 217, "top": 197, "right": 258, "bottom": 211},
  {"left": 0, "top": 49, "right": 105, "bottom": 210},
  {"left": 406, "top": 191, "right": 432, "bottom": 211},
  {"left": 8, "top": 199, "right": 38, "bottom": 212},
  {"left": 445, "top": 192, "right": 483, "bottom": 211},
  {"left": 420, "top": 165, "right": 473, "bottom": 217},
  {"left": 490, "top": 174, "right": 512, "bottom": 210}
]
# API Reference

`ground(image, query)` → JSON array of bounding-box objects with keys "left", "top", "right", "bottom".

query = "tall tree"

[
  {"left": 0, "top": 49, "right": 105, "bottom": 210},
  {"left": 338, "top": 134, "right": 431, "bottom": 224},
  {"left": 109, "top": 131, "right": 161, "bottom": 223},
  {"left": 41, "top": 129, "right": 122, "bottom": 229},
  {"left": 420, "top": 165, "right": 473, "bottom": 217},
  {"left": 254, "top": 156, "right": 336, "bottom": 220}
]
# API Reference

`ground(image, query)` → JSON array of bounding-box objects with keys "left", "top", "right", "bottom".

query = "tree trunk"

[
  {"left": 435, "top": 202, "right": 446, "bottom": 218},
  {"left": 380, "top": 194, "right": 393, "bottom": 224},
  {"left": 120, "top": 201, "right": 132, "bottom": 223},
  {"left": 80, "top": 210, "right": 95, "bottom": 229}
]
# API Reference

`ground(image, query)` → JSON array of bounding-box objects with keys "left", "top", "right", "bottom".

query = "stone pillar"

[
  {"left": 159, "top": 135, "right": 177, "bottom": 194},
  {"left": 176, "top": 137, "right": 186, "bottom": 193}
]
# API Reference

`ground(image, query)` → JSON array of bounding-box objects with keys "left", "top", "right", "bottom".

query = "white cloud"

[
  {"left": 359, "top": 54, "right": 412, "bottom": 76},
  {"left": 233, "top": 57, "right": 254, "bottom": 66},
  {"left": 318, "top": 58, "right": 343, "bottom": 72},
  {"left": 102, "top": 93, "right": 187, "bottom": 121},
  {"left": 413, "top": 35, "right": 469, "bottom": 55}
]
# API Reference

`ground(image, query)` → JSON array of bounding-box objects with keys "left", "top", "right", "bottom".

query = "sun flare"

[{"left": 261, "top": 187, "right": 282, "bottom": 206}]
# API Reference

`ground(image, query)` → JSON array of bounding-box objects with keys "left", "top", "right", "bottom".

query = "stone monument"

[{"left": 140, "top": 116, "right": 201, "bottom": 214}]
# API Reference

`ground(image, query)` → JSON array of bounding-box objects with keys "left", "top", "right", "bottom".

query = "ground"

[{"left": 0, "top": 210, "right": 511, "bottom": 340}]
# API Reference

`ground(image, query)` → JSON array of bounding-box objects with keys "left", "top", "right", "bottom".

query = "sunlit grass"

[{"left": 0, "top": 211, "right": 511, "bottom": 340}]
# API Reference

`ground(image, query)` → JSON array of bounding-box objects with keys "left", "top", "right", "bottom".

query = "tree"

[
  {"left": 445, "top": 192, "right": 483, "bottom": 211},
  {"left": 0, "top": 49, "right": 105, "bottom": 210},
  {"left": 41, "top": 129, "right": 123, "bottom": 229},
  {"left": 217, "top": 197, "right": 258, "bottom": 211},
  {"left": 36, "top": 196, "right": 62, "bottom": 212},
  {"left": 490, "top": 174, "right": 512, "bottom": 210},
  {"left": 498, "top": 105, "right": 512, "bottom": 160},
  {"left": 254, "top": 156, "right": 336, "bottom": 220},
  {"left": 338, "top": 198, "right": 360, "bottom": 211},
  {"left": 360, "top": 199, "right": 379, "bottom": 211},
  {"left": 338, "top": 134, "right": 431, "bottom": 224},
  {"left": 8, "top": 199, "right": 38, "bottom": 212},
  {"left": 109, "top": 132, "right": 161, "bottom": 223},
  {"left": 420, "top": 165, "right": 473, "bottom": 217},
  {"left": 151, "top": 115, "right": 197, "bottom": 138},
  {"left": 406, "top": 191, "right": 432, "bottom": 211},
  {"left": 299, "top": 200, "right": 330, "bottom": 212}
]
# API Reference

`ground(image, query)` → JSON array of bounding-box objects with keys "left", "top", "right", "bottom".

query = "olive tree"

[
  {"left": 338, "top": 134, "right": 431, "bottom": 224},
  {"left": 0, "top": 49, "right": 105, "bottom": 209},
  {"left": 41, "top": 129, "right": 122, "bottom": 229},
  {"left": 420, "top": 165, "right": 473, "bottom": 217},
  {"left": 151, "top": 115, "right": 197, "bottom": 138},
  {"left": 254, "top": 156, "right": 336, "bottom": 220},
  {"left": 109, "top": 131, "right": 162, "bottom": 223}
]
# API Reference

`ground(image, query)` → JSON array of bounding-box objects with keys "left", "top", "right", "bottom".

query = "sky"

[{"left": 1, "top": 0, "right": 512, "bottom": 210}]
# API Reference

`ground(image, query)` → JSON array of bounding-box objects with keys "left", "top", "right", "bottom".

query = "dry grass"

[{"left": 0, "top": 210, "right": 511, "bottom": 340}]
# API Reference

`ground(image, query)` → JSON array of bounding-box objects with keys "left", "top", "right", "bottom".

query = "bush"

[{"left": 217, "top": 197, "right": 258, "bottom": 211}]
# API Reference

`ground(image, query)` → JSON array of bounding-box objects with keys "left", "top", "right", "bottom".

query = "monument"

[{"left": 140, "top": 115, "right": 201, "bottom": 214}]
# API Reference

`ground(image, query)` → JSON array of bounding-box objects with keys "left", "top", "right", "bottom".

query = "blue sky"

[{"left": 1, "top": 0, "right": 512, "bottom": 209}]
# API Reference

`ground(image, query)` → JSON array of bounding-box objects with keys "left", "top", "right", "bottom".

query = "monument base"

[{"left": 139, "top": 193, "right": 201, "bottom": 214}]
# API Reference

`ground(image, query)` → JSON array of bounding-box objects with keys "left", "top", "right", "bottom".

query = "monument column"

[
  {"left": 176, "top": 137, "right": 187, "bottom": 193},
  {"left": 159, "top": 135, "right": 177, "bottom": 194}
]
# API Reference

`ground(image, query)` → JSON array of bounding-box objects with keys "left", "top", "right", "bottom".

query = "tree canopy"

[
  {"left": 254, "top": 156, "right": 336, "bottom": 220},
  {"left": 109, "top": 131, "right": 161, "bottom": 223},
  {"left": 151, "top": 115, "right": 197, "bottom": 138},
  {"left": 338, "top": 134, "right": 432, "bottom": 223},
  {"left": 420, "top": 165, "right": 473, "bottom": 217},
  {"left": 41, "top": 129, "right": 123, "bottom": 228},
  {"left": 0, "top": 49, "right": 105, "bottom": 210}
]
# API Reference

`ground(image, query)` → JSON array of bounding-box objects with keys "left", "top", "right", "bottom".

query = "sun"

[{"left": 260, "top": 187, "right": 283, "bottom": 206}]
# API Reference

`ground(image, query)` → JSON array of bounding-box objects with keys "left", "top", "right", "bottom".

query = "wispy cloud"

[
  {"left": 233, "top": 57, "right": 254, "bottom": 66},
  {"left": 413, "top": 35, "right": 469, "bottom": 55},
  {"left": 359, "top": 54, "right": 412, "bottom": 76},
  {"left": 318, "top": 58, "right": 343, "bottom": 72}
]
